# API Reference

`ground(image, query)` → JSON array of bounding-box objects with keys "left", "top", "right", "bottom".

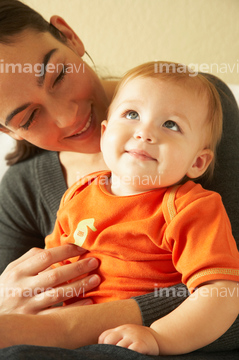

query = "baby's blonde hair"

[{"left": 111, "top": 61, "right": 223, "bottom": 181}]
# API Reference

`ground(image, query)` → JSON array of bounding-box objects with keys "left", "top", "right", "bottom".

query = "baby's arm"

[{"left": 99, "top": 280, "right": 239, "bottom": 356}]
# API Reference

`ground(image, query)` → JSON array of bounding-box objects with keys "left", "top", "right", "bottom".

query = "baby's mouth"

[{"left": 126, "top": 149, "right": 157, "bottom": 161}]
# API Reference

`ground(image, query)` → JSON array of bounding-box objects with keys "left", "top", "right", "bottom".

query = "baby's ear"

[
  {"left": 187, "top": 149, "right": 214, "bottom": 179},
  {"left": 100, "top": 120, "right": 108, "bottom": 151},
  {"left": 101, "top": 120, "right": 108, "bottom": 136}
]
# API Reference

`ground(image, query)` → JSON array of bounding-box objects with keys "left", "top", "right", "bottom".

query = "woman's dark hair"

[{"left": 0, "top": 0, "right": 67, "bottom": 165}]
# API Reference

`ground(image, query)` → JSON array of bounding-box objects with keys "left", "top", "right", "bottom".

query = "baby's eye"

[
  {"left": 125, "top": 111, "right": 140, "bottom": 120},
  {"left": 163, "top": 120, "right": 180, "bottom": 132}
]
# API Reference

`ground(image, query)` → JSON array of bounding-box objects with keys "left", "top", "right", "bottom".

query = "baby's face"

[{"left": 101, "top": 76, "right": 212, "bottom": 195}]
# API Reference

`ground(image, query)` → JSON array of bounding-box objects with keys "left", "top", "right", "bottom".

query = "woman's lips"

[
  {"left": 126, "top": 149, "right": 157, "bottom": 161},
  {"left": 65, "top": 108, "right": 94, "bottom": 140},
  {"left": 71, "top": 113, "right": 92, "bottom": 137}
]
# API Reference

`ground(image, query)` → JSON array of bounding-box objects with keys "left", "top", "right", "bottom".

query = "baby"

[{"left": 46, "top": 61, "right": 239, "bottom": 355}]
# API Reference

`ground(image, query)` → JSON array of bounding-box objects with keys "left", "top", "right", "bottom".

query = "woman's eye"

[
  {"left": 21, "top": 109, "right": 39, "bottom": 131},
  {"left": 125, "top": 111, "right": 139, "bottom": 120},
  {"left": 163, "top": 120, "right": 180, "bottom": 132},
  {"left": 53, "top": 65, "right": 67, "bottom": 87}
]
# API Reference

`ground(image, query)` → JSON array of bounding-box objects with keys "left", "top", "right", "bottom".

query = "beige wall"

[{"left": 21, "top": 0, "right": 239, "bottom": 84}]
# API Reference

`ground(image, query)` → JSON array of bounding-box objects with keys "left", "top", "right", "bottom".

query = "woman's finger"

[
  {"left": 3, "top": 247, "right": 44, "bottom": 271},
  {"left": 17, "top": 244, "right": 87, "bottom": 276},
  {"left": 31, "top": 257, "right": 99, "bottom": 289},
  {"left": 32, "top": 274, "right": 100, "bottom": 310}
]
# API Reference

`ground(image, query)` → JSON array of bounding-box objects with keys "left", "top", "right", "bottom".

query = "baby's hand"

[{"left": 98, "top": 324, "right": 159, "bottom": 355}]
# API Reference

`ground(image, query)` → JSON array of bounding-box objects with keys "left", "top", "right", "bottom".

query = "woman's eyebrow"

[
  {"left": 5, "top": 103, "right": 32, "bottom": 127},
  {"left": 5, "top": 48, "right": 58, "bottom": 126}
]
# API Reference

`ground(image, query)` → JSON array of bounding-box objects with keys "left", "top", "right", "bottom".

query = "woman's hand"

[
  {"left": 98, "top": 324, "right": 160, "bottom": 355},
  {"left": 0, "top": 244, "right": 100, "bottom": 315}
]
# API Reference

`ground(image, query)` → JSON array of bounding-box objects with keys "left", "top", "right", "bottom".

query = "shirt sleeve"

[
  {"left": 0, "top": 151, "right": 66, "bottom": 274},
  {"left": 163, "top": 182, "right": 239, "bottom": 291},
  {"left": 0, "top": 163, "right": 45, "bottom": 273}
]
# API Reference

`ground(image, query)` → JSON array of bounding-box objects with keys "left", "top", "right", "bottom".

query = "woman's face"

[{"left": 0, "top": 27, "right": 109, "bottom": 153}]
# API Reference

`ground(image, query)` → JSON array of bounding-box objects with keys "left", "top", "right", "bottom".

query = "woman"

[{"left": 0, "top": 1, "right": 238, "bottom": 359}]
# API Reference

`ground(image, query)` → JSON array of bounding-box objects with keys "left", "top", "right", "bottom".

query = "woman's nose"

[{"left": 49, "top": 101, "right": 78, "bottom": 128}]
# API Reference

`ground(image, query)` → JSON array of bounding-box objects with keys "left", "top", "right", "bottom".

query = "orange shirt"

[{"left": 45, "top": 171, "right": 239, "bottom": 303}]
